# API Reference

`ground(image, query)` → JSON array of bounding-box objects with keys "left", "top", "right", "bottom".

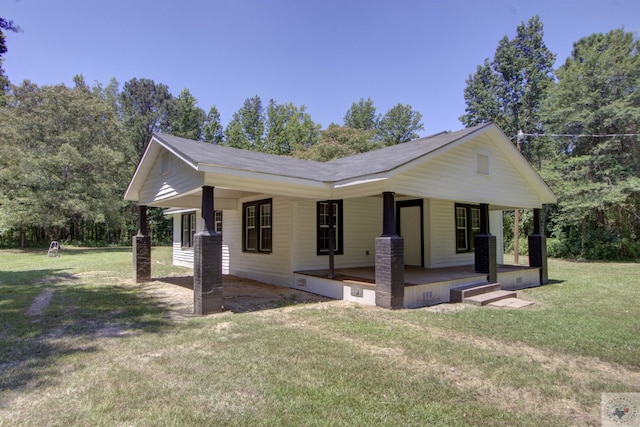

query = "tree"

[
  {"left": 172, "top": 88, "right": 206, "bottom": 140},
  {"left": 203, "top": 105, "right": 224, "bottom": 144},
  {"left": 120, "top": 78, "right": 175, "bottom": 166},
  {"left": 378, "top": 103, "right": 424, "bottom": 145},
  {"left": 0, "top": 17, "right": 21, "bottom": 105},
  {"left": 0, "top": 80, "right": 129, "bottom": 245},
  {"left": 224, "top": 95, "right": 265, "bottom": 150},
  {"left": 460, "top": 15, "right": 556, "bottom": 163},
  {"left": 343, "top": 97, "right": 379, "bottom": 130},
  {"left": 292, "top": 124, "right": 379, "bottom": 162},
  {"left": 264, "top": 100, "right": 321, "bottom": 155},
  {"left": 541, "top": 29, "right": 640, "bottom": 259}
]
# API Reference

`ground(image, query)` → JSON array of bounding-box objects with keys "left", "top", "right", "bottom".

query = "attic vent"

[
  {"left": 476, "top": 153, "right": 490, "bottom": 175},
  {"left": 161, "top": 152, "right": 171, "bottom": 175}
]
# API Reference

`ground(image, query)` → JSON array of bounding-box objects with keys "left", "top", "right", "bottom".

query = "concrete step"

[
  {"left": 450, "top": 282, "right": 500, "bottom": 303},
  {"left": 488, "top": 297, "right": 535, "bottom": 309},
  {"left": 463, "top": 290, "right": 517, "bottom": 306}
]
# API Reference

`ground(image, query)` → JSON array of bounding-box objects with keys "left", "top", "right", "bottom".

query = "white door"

[{"left": 400, "top": 205, "right": 422, "bottom": 266}]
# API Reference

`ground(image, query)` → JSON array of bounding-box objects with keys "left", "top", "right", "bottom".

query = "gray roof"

[{"left": 153, "top": 123, "right": 489, "bottom": 183}]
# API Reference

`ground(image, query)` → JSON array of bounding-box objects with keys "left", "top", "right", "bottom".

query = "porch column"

[
  {"left": 474, "top": 203, "right": 497, "bottom": 283},
  {"left": 528, "top": 207, "right": 549, "bottom": 285},
  {"left": 133, "top": 205, "right": 151, "bottom": 283},
  {"left": 193, "top": 185, "right": 223, "bottom": 315},
  {"left": 375, "top": 192, "right": 404, "bottom": 309}
]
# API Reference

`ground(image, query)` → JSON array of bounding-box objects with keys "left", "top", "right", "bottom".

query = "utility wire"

[{"left": 511, "top": 132, "right": 640, "bottom": 141}]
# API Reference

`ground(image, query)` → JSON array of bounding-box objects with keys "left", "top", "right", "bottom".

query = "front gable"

[
  {"left": 124, "top": 138, "right": 205, "bottom": 207},
  {"left": 387, "top": 125, "right": 555, "bottom": 209}
]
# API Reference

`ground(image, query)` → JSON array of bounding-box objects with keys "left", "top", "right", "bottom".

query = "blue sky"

[{"left": 3, "top": 0, "right": 639, "bottom": 136}]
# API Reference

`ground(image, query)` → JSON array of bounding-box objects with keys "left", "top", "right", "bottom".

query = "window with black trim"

[
  {"left": 455, "top": 204, "right": 481, "bottom": 253},
  {"left": 215, "top": 210, "right": 223, "bottom": 233},
  {"left": 243, "top": 199, "right": 272, "bottom": 253},
  {"left": 181, "top": 212, "right": 196, "bottom": 248},
  {"left": 317, "top": 200, "right": 343, "bottom": 255}
]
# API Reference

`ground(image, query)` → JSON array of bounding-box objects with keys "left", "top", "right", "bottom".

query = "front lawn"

[{"left": 1, "top": 247, "right": 638, "bottom": 426}]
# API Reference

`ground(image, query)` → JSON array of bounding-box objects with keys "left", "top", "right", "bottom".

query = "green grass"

[{"left": 1, "top": 248, "right": 638, "bottom": 426}]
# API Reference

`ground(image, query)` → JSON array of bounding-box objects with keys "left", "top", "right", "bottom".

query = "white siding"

[
  {"left": 139, "top": 149, "right": 204, "bottom": 205},
  {"left": 170, "top": 213, "right": 229, "bottom": 274},
  {"left": 428, "top": 199, "right": 467, "bottom": 267},
  {"left": 292, "top": 197, "right": 381, "bottom": 271},
  {"left": 225, "top": 196, "right": 292, "bottom": 286},
  {"left": 391, "top": 135, "right": 542, "bottom": 208},
  {"left": 427, "top": 199, "right": 506, "bottom": 268},
  {"left": 490, "top": 210, "right": 504, "bottom": 264}
]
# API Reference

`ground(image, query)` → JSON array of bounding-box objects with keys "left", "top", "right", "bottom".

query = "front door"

[{"left": 397, "top": 200, "right": 424, "bottom": 267}]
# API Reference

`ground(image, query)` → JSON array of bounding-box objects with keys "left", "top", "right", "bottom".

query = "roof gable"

[{"left": 125, "top": 123, "right": 556, "bottom": 206}]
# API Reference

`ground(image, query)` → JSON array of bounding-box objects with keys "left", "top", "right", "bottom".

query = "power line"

[{"left": 511, "top": 132, "right": 640, "bottom": 141}]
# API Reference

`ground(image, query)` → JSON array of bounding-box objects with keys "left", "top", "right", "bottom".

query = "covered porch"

[{"left": 294, "top": 263, "right": 541, "bottom": 308}]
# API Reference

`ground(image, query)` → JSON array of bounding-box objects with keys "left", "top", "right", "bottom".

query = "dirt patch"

[
  {"left": 140, "top": 275, "right": 329, "bottom": 319},
  {"left": 26, "top": 288, "right": 55, "bottom": 317}
]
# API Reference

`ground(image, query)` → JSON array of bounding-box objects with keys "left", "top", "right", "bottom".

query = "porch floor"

[{"left": 295, "top": 264, "right": 536, "bottom": 287}]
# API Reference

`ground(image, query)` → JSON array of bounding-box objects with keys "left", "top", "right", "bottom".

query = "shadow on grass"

[
  {"left": 47, "top": 246, "right": 133, "bottom": 256},
  {"left": 0, "top": 268, "right": 77, "bottom": 286},
  {"left": 0, "top": 269, "right": 175, "bottom": 394}
]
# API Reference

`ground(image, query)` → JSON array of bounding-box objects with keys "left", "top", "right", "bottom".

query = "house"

[{"left": 124, "top": 122, "right": 556, "bottom": 314}]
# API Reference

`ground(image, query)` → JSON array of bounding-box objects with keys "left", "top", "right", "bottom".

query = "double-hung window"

[
  {"left": 243, "top": 199, "right": 272, "bottom": 253},
  {"left": 317, "top": 200, "right": 343, "bottom": 255},
  {"left": 182, "top": 210, "right": 223, "bottom": 248},
  {"left": 181, "top": 212, "right": 196, "bottom": 248},
  {"left": 215, "top": 210, "right": 223, "bottom": 233},
  {"left": 455, "top": 204, "right": 481, "bottom": 253}
]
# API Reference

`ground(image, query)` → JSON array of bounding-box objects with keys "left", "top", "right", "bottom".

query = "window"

[
  {"left": 215, "top": 210, "right": 223, "bottom": 233},
  {"left": 455, "top": 204, "right": 481, "bottom": 253},
  {"left": 243, "top": 199, "right": 272, "bottom": 253},
  {"left": 317, "top": 200, "right": 343, "bottom": 255},
  {"left": 181, "top": 212, "right": 196, "bottom": 248},
  {"left": 181, "top": 210, "right": 222, "bottom": 248}
]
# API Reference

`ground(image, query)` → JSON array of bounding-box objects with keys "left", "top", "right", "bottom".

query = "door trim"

[{"left": 396, "top": 199, "right": 424, "bottom": 267}]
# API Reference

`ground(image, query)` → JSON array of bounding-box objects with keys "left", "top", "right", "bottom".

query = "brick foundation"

[
  {"left": 133, "top": 235, "right": 151, "bottom": 283},
  {"left": 375, "top": 235, "right": 404, "bottom": 309},
  {"left": 193, "top": 232, "right": 223, "bottom": 315}
]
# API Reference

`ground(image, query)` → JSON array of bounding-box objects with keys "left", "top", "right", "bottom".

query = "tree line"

[
  {"left": 0, "top": 18, "right": 424, "bottom": 247},
  {"left": 1, "top": 14, "right": 638, "bottom": 260},
  {"left": 461, "top": 16, "right": 640, "bottom": 260}
]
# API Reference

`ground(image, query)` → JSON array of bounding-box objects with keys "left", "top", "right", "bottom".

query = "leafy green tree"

[
  {"left": 264, "top": 100, "right": 321, "bottom": 155},
  {"left": 378, "top": 103, "right": 424, "bottom": 145},
  {"left": 541, "top": 29, "right": 640, "bottom": 259},
  {"left": 344, "top": 97, "right": 379, "bottom": 130},
  {"left": 460, "top": 15, "right": 556, "bottom": 163},
  {"left": 224, "top": 95, "right": 265, "bottom": 150},
  {"left": 120, "top": 78, "right": 175, "bottom": 166},
  {"left": 203, "top": 105, "right": 224, "bottom": 144},
  {"left": 0, "top": 17, "right": 20, "bottom": 105},
  {"left": 293, "top": 125, "right": 379, "bottom": 162},
  {"left": 172, "top": 88, "right": 206, "bottom": 140},
  {"left": 0, "top": 80, "right": 128, "bottom": 245}
]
